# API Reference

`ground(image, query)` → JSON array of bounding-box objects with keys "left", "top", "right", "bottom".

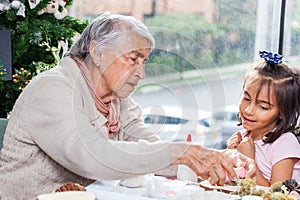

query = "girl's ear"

[{"left": 89, "top": 40, "right": 102, "bottom": 64}]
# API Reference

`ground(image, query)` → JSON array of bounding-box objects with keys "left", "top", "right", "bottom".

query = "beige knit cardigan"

[{"left": 0, "top": 57, "right": 171, "bottom": 199}]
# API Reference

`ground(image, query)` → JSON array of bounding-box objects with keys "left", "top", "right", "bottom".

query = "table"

[
  {"left": 86, "top": 180, "right": 152, "bottom": 200},
  {"left": 86, "top": 175, "right": 241, "bottom": 200}
]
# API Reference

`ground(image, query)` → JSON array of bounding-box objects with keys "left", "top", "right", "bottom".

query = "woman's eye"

[
  {"left": 130, "top": 57, "right": 137, "bottom": 62},
  {"left": 243, "top": 97, "right": 250, "bottom": 101}
]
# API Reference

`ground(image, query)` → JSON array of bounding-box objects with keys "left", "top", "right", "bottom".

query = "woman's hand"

[
  {"left": 226, "top": 131, "right": 242, "bottom": 149},
  {"left": 170, "top": 143, "right": 256, "bottom": 186},
  {"left": 223, "top": 148, "right": 256, "bottom": 179}
]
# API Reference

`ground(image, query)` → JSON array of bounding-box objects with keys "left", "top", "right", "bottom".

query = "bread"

[{"left": 54, "top": 182, "right": 86, "bottom": 192}]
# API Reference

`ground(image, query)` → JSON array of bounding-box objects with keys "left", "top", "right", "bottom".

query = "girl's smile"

[{"left": 241, "top": 116, "right": 256, "bottom": 125}]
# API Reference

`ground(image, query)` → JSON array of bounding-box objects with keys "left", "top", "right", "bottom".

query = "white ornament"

[
  {"left": 10, "top": 1, "right": 21, "bottom": 9},
  {"left": 37, "top": 0, "right": 68, "bottom": 19},
  {"left": 28, "top": 0, "right": 41, "bottom": 9},
  {"left": 15, "top": 2, "right": 25, "bottom": 17},
  {"left": 0, "top": 2, "right": 10, "bottom": 12},
  {"left": 57, "top": 40, "right": 68, "bottom": 57},
  {"left": 0, "top": 4, "right": 5, "bottom": 11}
]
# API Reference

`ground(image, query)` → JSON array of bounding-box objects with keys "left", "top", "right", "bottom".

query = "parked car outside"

[
  {"left": 210, "top": 105, "right": 242, "bottom": 149},
  {"left": 141, "top": 105, "right": 220, "bottom": 148}
]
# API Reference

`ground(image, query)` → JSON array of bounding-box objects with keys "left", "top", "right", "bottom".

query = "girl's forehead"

[
  {"left": 244, "top": 80, "right": 261, "bottom": 91},
  {"left": 244, "top": 81, "right": 277, "bottom": 104},
  {"left": 244, "top": 77, "right": 271, "bottom": 92}
]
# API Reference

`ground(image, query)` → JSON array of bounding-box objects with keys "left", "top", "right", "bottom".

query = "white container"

[
  {"left": 176, "top": 165, "right": 198, "bottom": 182},
  {"left": 242, "top": 195, "right": 263, "bottom": 200},
  {"left": 36, "top": 191, "right": 96, "bottom": 200}
]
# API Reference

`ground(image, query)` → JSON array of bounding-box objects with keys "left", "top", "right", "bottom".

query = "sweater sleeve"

[
  {"left": 117, "top": 97, "right": 161, "bottom": 143},
  {"left": 24, "top": 68, "right": 171, "bottom": 180}
]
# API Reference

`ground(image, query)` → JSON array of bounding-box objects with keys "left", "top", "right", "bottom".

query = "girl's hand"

[
  {"left": 236, "top": 137, "right": 255, "bottom": 159},
  {"left": 226, "top": 131, "right": 242, "bottom": 149}
]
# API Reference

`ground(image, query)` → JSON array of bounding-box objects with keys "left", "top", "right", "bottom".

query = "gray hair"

[{"left": 67, "top": 12, "right": 155, "bottom": 61}]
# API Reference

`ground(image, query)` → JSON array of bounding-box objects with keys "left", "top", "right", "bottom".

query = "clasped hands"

[
  {"left": 226, "top": 131, "right": 255, "bottom": 159},
  {"left": 171, "top": 142, "right": 256, "bottom": 185}
]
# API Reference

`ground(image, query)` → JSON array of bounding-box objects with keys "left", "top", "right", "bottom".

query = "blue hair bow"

[{"left": 259, "top": 50, "right": 283, "bottom": 65}]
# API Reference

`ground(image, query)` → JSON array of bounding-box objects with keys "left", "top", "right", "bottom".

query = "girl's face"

[{"left": 239, "top": 81, "right": 280, "bottom": 140}]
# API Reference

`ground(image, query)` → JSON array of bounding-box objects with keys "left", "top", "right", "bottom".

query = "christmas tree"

[{"left": 0, "top": 0, "right": 88, "bottom": 117}]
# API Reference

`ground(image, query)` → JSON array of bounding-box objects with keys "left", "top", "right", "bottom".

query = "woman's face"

[
  {"left": 96, "top": 33, "right": 151, "bottom": 101},
  {"left": 239, "top": 81, "right": 280, "bottom": 140}
]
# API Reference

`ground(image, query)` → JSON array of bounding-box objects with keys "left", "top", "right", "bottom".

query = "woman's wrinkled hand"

[
  {"left": 171, "top": 143, "right": 236, "bottom": 186},
  {"left": 170, "top": 143, "right": 256, "bottom": 186},
  {"left": 223, "top": 148, "right": 256, "bottom": 179}
]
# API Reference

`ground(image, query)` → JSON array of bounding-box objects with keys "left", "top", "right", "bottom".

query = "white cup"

[
  {"left": 242, "top": 196, "right": 263, "bottom": 200},
  {"left": 176, "top": 165, "right": 198, "bottom": 182}
]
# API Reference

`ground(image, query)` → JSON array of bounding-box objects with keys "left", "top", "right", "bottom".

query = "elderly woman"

[{"left": 0, "top": 13, "right": 255, "bottom": 199}]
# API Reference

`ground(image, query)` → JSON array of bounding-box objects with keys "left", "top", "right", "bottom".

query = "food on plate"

[
  {"left": 54, "top": 182, "right": 86, "bottom": 192},
  {"left": 201, "top": 177, "right": 300, "bottom": 199},
  {"left": 199, "top": 167, "right": 248, "bottom": 193},
  {"left": 282, "top": 179, "right": 300, "bottom": 195},
  {"left": 199, "top": 179, "right": 239, "bottom": 193},
  {"left": 231, "top": 178, "right": 299, "bottom": 200}
]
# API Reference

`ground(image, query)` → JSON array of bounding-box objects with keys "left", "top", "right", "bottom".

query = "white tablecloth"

[
  {"left": 86, "top": 175, "right": 241, "bottom": 200},
  {"left": 86, "top": 180, "right": 152, "bottom": 200}
]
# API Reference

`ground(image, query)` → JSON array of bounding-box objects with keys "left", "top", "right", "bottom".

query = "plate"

[
  {"left": 36, "top": 191, "right": 96, "bottom": 200},
  {"left": 199, "top": 180, "right": 239, "bottom": 193}
]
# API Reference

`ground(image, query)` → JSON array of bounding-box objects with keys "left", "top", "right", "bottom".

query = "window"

[{"left": 143, "top": 115, "right": 188, "bottom": 125}]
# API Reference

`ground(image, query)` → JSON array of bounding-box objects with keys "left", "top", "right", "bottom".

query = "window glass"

[
  {"left": 72, "top": 0, "right": 300, "bottom": 146},
  {"left": 143, "top": 115, "right": 188, "bottom": 124}
]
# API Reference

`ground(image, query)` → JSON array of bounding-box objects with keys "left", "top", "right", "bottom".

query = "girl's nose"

[{"left": 245, "top": 103, "right": 255, "bottom": 115}]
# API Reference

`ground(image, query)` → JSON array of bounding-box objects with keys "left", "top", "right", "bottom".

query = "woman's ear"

[{"left": 89, "top": 40, "right": 102, "bottom": 64}]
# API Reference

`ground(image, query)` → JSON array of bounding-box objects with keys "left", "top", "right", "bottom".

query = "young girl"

[{"left": 226, "top": 51, "right": 300, "bottom": 186}]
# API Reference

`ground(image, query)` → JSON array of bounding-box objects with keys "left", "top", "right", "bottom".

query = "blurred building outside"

[
  {"left": 69, "top": 0, "right": 216, "bottom": 22},
  {"left": 68, "top": 0, "right": 300, "bottom": 84}
]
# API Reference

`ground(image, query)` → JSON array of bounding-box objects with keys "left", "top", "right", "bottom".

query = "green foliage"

[
  {"left": 145, "top": 49, "right": 196, "bottom": 76},
  {"left": 144, "top": 11, "right": 256, "bottom": 76},
  {"left": 145, "top": 13, "right": 218, "bottom": 75},
  {"left": 213, "top": 0, "right": 256, "bottom": 62},
  {"left": 0, "top": 0, "right": 88, "bottom": 117},
  {"left": 145, "top": 13, "right": 214, "bottom": 39}
]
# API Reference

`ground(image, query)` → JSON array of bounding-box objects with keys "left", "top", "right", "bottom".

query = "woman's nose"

[{"left": 135, "top": 63, "right": 145, "bottom": 79}]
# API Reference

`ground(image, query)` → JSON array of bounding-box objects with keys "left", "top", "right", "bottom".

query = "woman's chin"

[{"left": 117, "top": 90, "right": 133, "bottom": 98}]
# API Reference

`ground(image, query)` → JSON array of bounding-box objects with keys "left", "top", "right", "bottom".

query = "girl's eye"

[{"left": 259, "top": 105, "right": 269, "bottom": 110}]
